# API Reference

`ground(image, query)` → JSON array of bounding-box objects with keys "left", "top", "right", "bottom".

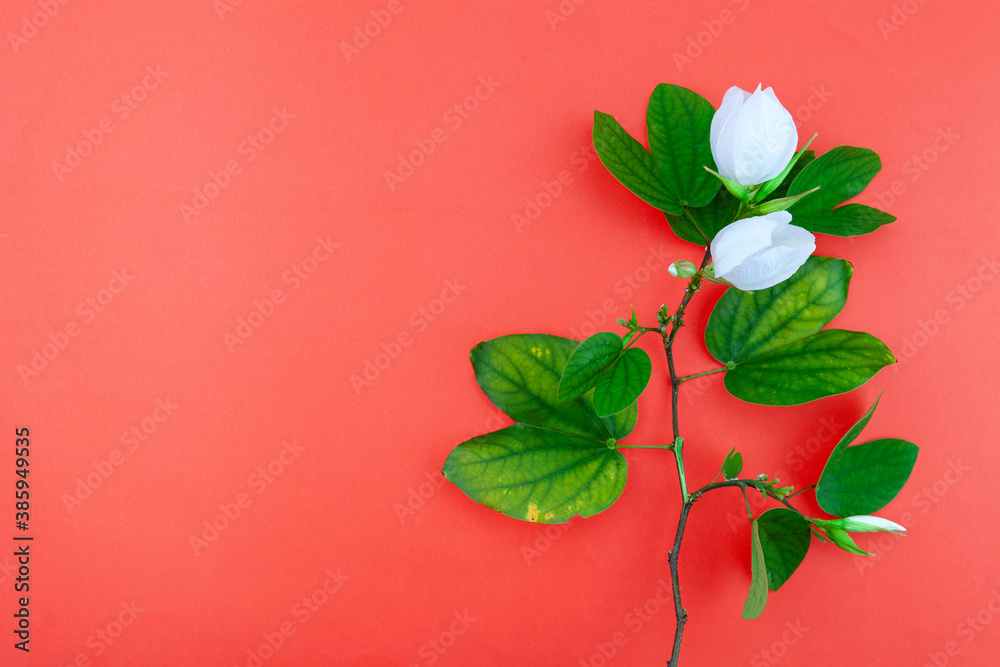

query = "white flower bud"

[
  {"left": 710, "top": 84, "right": 798, "bottom": 187},
  {"left": 840, "top": 515, "right": 907, "bottom": 534}
]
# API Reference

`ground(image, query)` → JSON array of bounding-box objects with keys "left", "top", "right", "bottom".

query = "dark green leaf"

[
  {"left": 646, "top": 84, "right": 720, "bottom": 208},
  {"left": 470, "top": 334, "right": 636, "bottom": 442},
  {"left": 788, "top": 146, "right": 883, "bottom": 211},
  {"left": 594, "top": 347, "right": 652, "bottom": 417},
  {"left": 722, "top": 447, "right": 743, "bottom": 480},
  {"left": 788, "top": 204, "right": 896, "bottom": 237},
  {"left": 757, "top": 509, "right": 811, "bottom": 591},
  {"left": 723, "top": 330, "right": 896, "bottom": 406},
  {"left": 442, "top": 425, "right": 627, "bottom": 524},
  {"left": 787, "top": 146, "right": 893, "bottom": 237},
  {"left": 593, "top": 111, "right": 683, "bottom": 215},
  {"left": 559, "top": 332, "right": 623, "bottom": 400},
  {"left": 706, "top": 256, "right": 853, "bottom": 364},
  {"left": 743, "top": 520, "right": 768, "bottom": 619},
  {"left": 816, "top": 438, "right": 918, "bottom": 517}
]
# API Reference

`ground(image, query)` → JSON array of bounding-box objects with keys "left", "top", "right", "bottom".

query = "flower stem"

[
  {"left": 667, "top": 478, "right": 805, "bottom": 666},
  {"left": 663, "top": 247, "right": 712, "bottom": 667}
]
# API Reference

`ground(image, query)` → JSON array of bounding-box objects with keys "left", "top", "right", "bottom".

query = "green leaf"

[
  {"left": 722, "top": 447, "right": 743, "bottom": 480},
  {"left": 664, "top": 186, "right": 741, "bottom": 244},
  {"left": 470, "top": 334, "right": 636, "bottom": 441},
  {"left": 743, "top": 520, "right": 768, "bottom": 619},
  {"left": 787, "top": 146, "right": 894, "bottom": 237},
  {"left": 756, "top": 509, "right": 811, "bottom": 591},
  {"left": 788, "top": 146, "right": 882, "bottom": 210},
  {"left": 816, "top": 438, "right": 918, "bottom": 517},
  {"left": 593, "top": 111, "right": 683, "bottom": 215},
  {"left": 442, "top": 425, "right": 627, "bottom": 524},
  {"left": 559, "top": 332, "right": 623, "bottom": 400},
  {"left": 646, "top": 84, "right": 720, "bottom": 208},
  {"left": 706, "top": 256, "right": 853, "bottom": 364},
  {"left": 443, "top": 334, "right": 638, "bottom": 523},
  {"left": 788, "top": 204, "right": 896, "bottom": 237},
  {"left": 594, "top": 347, "right": 652, "bottom": 417},
  {"left": 722, "top": 330, "right": 896, "bottom": 406}
]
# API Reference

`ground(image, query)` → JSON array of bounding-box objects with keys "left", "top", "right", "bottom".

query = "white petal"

[
  {"left": 711, "top": 217, "right": 776, "bottom": 278},
  {"left": 710, "top": 86, "right": 749, "bottom": 181},
  {"left": 726, "top": 245, "right": 800, "bottom": 290},
  {"left": 769, "top": 218, "right": 815, "bottom": 255},
  {"left": 843, "top": 516, "right": 907, "bottom": 533}
]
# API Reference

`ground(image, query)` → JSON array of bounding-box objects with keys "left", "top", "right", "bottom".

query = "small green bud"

[{"left": 668, "top": 260, "right": 698, "bottom": 279}]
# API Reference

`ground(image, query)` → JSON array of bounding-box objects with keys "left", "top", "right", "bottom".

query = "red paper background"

[{"left": 2, "top": 1, "right": 997, "bottom": 665}]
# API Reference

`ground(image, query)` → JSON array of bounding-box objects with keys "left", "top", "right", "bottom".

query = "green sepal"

[
  {"left": 756, "top": 134, "right": 817, "bottom": 201},
  {"left": 705, "top": 166, "right": 750, "bottom": 204}
]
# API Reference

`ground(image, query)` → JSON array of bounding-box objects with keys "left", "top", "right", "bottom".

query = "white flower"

[
  {"left": 710, "top": 212, "right": 815, "bottom": 291},
  {"left": 710, "top": 84, "right": 798, "bottom": 187},
  {"left": 840, "top": 515, "right": 907, "bottom": 534}
]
